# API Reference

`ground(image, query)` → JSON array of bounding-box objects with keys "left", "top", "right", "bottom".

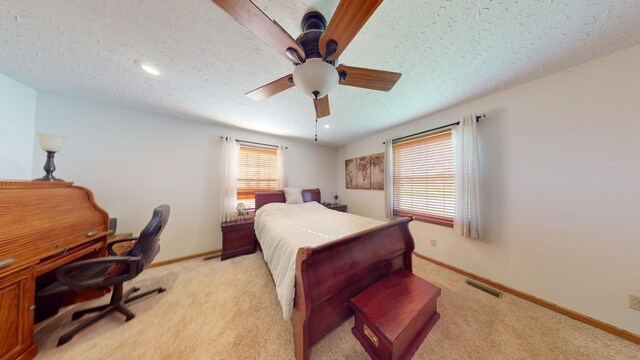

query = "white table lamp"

[{"left": 36, "top": 133, "right": 67, "bottom": 181}]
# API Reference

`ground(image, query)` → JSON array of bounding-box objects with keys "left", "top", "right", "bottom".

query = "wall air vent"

[{"left": 465, "top": 279, "right": 503, "bottom": 298}]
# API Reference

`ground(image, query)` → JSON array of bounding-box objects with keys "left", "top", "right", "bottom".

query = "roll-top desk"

[{"left": 0, "top": 181, "right": 110, "bottom": 360}]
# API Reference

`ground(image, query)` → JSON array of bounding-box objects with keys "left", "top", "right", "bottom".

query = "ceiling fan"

[{"left": 211, "top": 0, "right": 402, "bottom": 124}]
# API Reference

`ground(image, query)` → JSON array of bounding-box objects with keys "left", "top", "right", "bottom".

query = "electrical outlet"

[
  {"left": 430, "top": 239, "right": 437, "bottom": 247},
  {"left": 630, "top": 294, "right": 640, "bottom": 311}
]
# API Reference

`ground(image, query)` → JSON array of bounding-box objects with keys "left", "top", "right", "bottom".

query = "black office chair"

[{"left": 38, "top": 204, "right": 170, "bottom": 346}]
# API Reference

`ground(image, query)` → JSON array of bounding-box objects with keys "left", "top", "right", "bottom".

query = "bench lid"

[{"left": 350, "top": 269, "right": 441, "bottom": 342}]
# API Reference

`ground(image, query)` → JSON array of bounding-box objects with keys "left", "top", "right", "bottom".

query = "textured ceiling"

[{"left": 1, "top": 0, "right": 639, "bottom": 146}]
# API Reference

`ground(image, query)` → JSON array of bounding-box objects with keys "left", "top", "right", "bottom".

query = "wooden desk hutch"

[{"left": 0, "top": 181, "right": 110, "bottom": 360}]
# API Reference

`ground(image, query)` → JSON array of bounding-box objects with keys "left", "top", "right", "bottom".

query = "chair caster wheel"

[
  {"left": 125, "top": 314, "right": 136, "bottom": 321},
  {"left": 132, "top": 287, "right": 141, "bottom": 292},
  {"left": 158, "top": 288, "right": 166, "bottom": 293}
]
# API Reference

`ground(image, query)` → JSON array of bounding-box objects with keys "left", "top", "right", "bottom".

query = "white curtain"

[
  {"left": 453, "top": 115, "right": 481, "bottom": 239},
  {"left": 384, "top": 138, "right": 394, "bottom": 220},
  {"left": 277, "top": 146, "right": 286, "bottom": 189},
  {"left": 220, "top": 137, "right": 239, "bottom": 222}
]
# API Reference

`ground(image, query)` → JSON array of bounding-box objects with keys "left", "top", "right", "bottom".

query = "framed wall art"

[{"left": 345, "top": 153, "right": 384, "bottom": 190}]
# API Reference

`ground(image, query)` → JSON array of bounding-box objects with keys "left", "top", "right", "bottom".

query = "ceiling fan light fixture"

[{"left": 293, "top": 58, "right": 338, "bottom": 98}]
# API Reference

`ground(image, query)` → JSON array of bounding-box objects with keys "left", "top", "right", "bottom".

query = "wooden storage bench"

[{"left": 350, "top": 269, "right": 441, "bottom": 360}]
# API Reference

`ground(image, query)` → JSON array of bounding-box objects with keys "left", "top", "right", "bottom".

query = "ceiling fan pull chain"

[{"left": 315, "top": 118, "right": 318, "bottom": 142}]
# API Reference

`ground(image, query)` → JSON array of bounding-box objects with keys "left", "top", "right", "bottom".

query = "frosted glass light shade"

[
  {"left": 37, "top": 133, "right": 66, "bottom": 152},
  {"left": 293, "top": 58, "right": 339, "bottom": 98}
]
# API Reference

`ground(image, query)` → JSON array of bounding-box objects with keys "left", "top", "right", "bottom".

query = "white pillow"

[{"left": 284, "top": 187, "right": 303, "bottom": 204}]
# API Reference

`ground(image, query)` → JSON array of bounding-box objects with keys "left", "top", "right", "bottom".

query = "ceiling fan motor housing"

[
  {"left": 301, "top": 11, "right": 326, "bottom": 32},
  {"left": 296, "top": 11, "right": 334, "bottom": 64}
]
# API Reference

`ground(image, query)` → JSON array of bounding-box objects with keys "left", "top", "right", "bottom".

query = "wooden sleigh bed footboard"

[
  {"left": 292, "top": 217, "right": 414, "bottom": 360},
  {"left": 254, "top": 189, "right": 415, "bottom": 360}
]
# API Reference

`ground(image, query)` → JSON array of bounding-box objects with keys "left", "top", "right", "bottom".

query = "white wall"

[
  {"left": 33, "top": 92, "right": 337, "bottom": 262},
  {"left": 0, "top": 73, "right": 36, "bottom": 179},
  {"left": 337, "top": 44, "right": 640, "bottom": 335}
]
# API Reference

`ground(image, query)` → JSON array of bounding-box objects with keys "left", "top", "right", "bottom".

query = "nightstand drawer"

[
  {"left": 328, "top": 204, "right": 347, "bottom": 212},
  {"left": 224, "top": 230, "right": 253, "bottom": 250}
]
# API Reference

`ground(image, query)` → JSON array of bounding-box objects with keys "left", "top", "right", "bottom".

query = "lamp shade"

[
  {"left": 37, "top": 133, "right": 66, "bottom": 152},
  {"left": 293, "top": 58, "right": 339, "bottom": 98}
]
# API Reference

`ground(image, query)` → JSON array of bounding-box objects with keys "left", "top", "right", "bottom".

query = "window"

[
  {"left": 237, "top": 145, "right": 278, "bottom": 209},
  {"left": 393, "top": 129, "right": 454, "bottom": 227}
]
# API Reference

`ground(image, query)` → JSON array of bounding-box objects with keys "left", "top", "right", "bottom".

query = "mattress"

[{"left": 254, "top": 201, "right": 384, "bottom": 320}]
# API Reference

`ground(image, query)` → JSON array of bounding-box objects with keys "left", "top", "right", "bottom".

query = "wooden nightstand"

[
  {"left": 327, "top": 203, "right": 347, "bottom": 212},
  {"left": 221, "top": 217, "right": 256, "bottom": 261}
]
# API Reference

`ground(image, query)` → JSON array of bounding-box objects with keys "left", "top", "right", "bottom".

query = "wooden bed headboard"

[{"left": 255, "top": 188, "right": 321, "bottom": 210}]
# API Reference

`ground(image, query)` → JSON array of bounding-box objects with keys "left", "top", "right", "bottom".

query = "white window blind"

[
  {"left": 392, "top": 129, "right": 455, "bottom": 226},
  {"left": 237, "top": 145, "right": 278, "bottom": 209}
]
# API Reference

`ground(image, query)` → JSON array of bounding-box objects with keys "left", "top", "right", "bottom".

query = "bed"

[{"left": 254, "top": 189, "right": 415, "bottom": 360}]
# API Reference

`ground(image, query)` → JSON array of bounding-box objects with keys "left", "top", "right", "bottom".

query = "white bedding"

[{"left": 254, "top": 201, "right": 384, "bottom": 320}]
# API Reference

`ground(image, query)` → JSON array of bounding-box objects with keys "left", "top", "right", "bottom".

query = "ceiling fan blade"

[
  {"left": 313, "top": 95, "right": 330, "bottom": 118},
  {"left": 319, "top": 0, "right": 383, "bottom": 61},
  {"left": 245, "top": 74, "right": 294, "bottom": 101},
  {"left": 337, "top": 65, "right": 401, "bottom": 91},
  {"left": 212, "top": 0, "right": 305, "bottom": 63}
]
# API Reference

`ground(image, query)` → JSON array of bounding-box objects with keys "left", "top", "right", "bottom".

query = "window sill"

[{"left": 393, "top": 211, "right": 453, "bottom": 228}]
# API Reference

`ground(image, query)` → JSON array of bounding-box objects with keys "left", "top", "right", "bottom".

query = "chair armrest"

[
  {"left": 55, "top": 256, "right": 140, "bottom": 293},
  {"left": 107, "top": 237, "right": 138, "bottom": 256}
]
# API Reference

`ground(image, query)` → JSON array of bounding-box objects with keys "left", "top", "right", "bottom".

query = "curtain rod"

[
  {"left": 383, "top": 114, "right": 485, "bottom": 145},
  {"left": 219, "top": 136, "right": 288, "bottom": 150}
]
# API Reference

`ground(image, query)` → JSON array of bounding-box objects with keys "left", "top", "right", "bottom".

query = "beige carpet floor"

[{"left": 34, "top": 253, "right": 640, "bottom": 359}]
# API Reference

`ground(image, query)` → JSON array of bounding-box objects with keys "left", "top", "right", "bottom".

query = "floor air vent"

[{"left": 465, "top": 279, "right": 503, "bottom": 298}]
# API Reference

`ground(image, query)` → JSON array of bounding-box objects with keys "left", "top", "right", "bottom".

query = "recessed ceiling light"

[
  {"left": 135, "top": 60, "right": 160, "bottom": 76},
  {"left": 324, "top": 124, "right": 331, "bottom": 128}
]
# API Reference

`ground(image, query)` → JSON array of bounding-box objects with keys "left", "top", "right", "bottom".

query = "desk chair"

[{"left": 38, "top": 204, "right": 170, "bottom": 346}]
